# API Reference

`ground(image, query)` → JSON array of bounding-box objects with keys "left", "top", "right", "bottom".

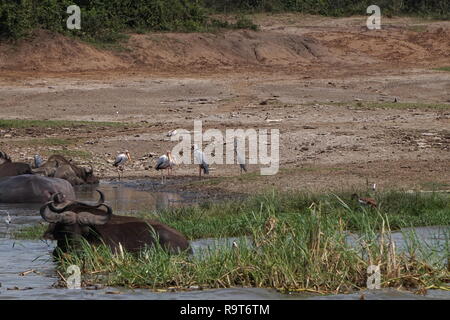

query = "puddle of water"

[{"left": 346, "top": 226, "right": 449, "bottom": 265}]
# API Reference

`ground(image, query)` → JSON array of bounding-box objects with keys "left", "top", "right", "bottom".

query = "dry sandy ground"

[{"left": 0, "top": 14, "right": 449, "bottom": 195}]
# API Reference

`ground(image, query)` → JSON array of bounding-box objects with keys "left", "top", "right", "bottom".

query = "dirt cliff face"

[{"left": 1, "top": 15, "right": 449, "bottom": 73}]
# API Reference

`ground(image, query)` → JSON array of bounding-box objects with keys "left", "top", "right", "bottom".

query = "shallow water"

[
  {"left": 0, "top": 239, "right": 305, "bottom": 300},
  {"left": 0, "top": 181, "right": 448, "bottom": 300},
  {"left": 74, "top": 181, "right": 187, "bottom": 213},
  {"left": 0, "top": 237, "right": 448, "bottom": 300},
  {"left": 0, "top": 181, "right": 185, "bottom": 237}
]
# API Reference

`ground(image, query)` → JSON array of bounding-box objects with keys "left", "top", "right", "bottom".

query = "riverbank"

[{"left": 14, "top": 189, "right": 450, "bottom": 294}]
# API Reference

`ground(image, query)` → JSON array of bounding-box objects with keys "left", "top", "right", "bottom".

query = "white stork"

[
  {"left": 234, "top": 141, "right": 247, "bottom": 175},
  {"left": 113, "top": 150, "right": 132, "bottom": 180},
  {"left": 155, "top": 151, "right": 176, "bottom": 184},
  {"left": 4, "top": 212, "right": 12, "bottom": 227},
  {"left": 192, "top": 144, "right": 209, "bottom": 178}
]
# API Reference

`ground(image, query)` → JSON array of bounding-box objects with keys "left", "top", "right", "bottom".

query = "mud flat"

[{"left": 0, "top": 15, "right": 449, "bottom": 196}]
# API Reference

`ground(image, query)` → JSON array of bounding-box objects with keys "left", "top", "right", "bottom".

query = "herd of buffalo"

[{"left": 0, "top": 152, "right": 191, "bottom": 256}]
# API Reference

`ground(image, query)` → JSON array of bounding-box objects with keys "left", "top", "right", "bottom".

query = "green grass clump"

[
  {"left": 14, "top": 223, "right": 48, "bottom": 240},
  {"left": 17, "top": 190, "right": 450, "bottom": 241},
  {"left": 56, "top": 195, "right": 449, "bottom": 293},
  {"left": 137, "top": 191, "right": 450, "bottom": 239},
  {"left": 13, "top": 138, "right": 76, "bottom": 147},
  {"left": 0, "top": 119, "right": 129, "bottom": 129},
  {"left": 44, "top": 149, "right": 92, "bottom": 159},
  {"left": 17, "top": 190, "right": 449, "bottom": 292},
  {"left": 340, "top": 102, "right": 450, "bottom": 110},
  {"left": 434, "top": 66, "right": 450, "bottom": 72}
]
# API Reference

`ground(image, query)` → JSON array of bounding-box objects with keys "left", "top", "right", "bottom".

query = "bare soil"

[{"left": 0, "top": 14, "right": 449, "bottom": 195}]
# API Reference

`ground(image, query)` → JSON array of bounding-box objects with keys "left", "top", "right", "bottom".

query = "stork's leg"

[{"left": 199, "top": 166, "right": 202, "bottom": 179}]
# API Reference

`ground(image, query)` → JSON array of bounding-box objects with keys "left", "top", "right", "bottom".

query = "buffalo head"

[
  {"left": 0, "top": 152, "right": 11, "bottom": 165},
  {"left": 40, "top": 190, "right": 192, "bottom": 256},
  {"left": 82, "top": 164, "right": 99, "bottom": 184},
  {"left": 40, "top": 190, "right": 112, "bottom": 254}
]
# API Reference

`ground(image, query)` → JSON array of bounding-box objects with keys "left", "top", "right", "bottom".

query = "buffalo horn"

[
  {"left": 74, "top": 190, "right": 105, "bottom": 208},
  {"left": 40, "top": 202, "right": 77, "bottom": 224},
  {"left": 48, "top": 193, "right": 73, "bottom": 213},
  {"left": 76, "top": 204, "right": 113, "bottom": 226}
]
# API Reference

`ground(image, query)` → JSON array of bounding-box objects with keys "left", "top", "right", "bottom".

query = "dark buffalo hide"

[
  {"left": 0, "top": 161, "right": 33, "bottom": 177},
  {"left": 0, "top": 174, "right": 76, "bottom": 203},
  {"left": 34, "top": 155, "right": 99, "bottom": 186},
  {"left": 40, "top": 191, "right": 191, "bottom": 256}
]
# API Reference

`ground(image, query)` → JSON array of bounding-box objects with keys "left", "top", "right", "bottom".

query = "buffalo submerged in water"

[
  {"left": 33, "top": 155, "right": 99, "bottom": 186},
  {"left": 0, "top": 174, "right": 76, "bottom": 203},
  {"left": 40, "top": 190, "right": 192, "bottom": 256},
  {"left": 0, "top": 152, "right": 33, "bottom": 178}
]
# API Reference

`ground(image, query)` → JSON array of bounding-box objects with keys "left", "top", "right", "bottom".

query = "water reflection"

[
  {"left": 74, "top": 182, "right": 185, "bottom": 214},
  {"left": 0, "top": 181, "right": 185, "bottom": 237}
]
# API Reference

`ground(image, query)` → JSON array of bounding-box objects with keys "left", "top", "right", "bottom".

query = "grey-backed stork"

[
  {"left": 34, "top": 154, "right": 43, "bottom": 168},
  {"left": 192, "top": 144, "right": 209, "bottom": 178},
  {"left": 155, "top": 151, "right": 176, "bottom": 184},
  {"left": 113, "top": 150, "right": 132, "bottom": 180},
  {"left": 234, "top": 142, "right": 247, "bottom": 175}
]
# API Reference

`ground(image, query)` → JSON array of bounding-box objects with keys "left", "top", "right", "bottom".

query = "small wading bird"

[
  {"left": 155, "top": 151, "right": 176, "bottom": 184},
  {"left": 33, "top": 154, "right": 43, "bottom": 169},
  {"left": 192, "top": 144, "right": 209, "bottom": 178},
  {"left": 352, "top": 193, "right": 377, "bottom": 209},
  {"left": 4, "top": 212, "right": 12, "bottom": 227},
  {"left": 234, "top": 142, "right": 247, "bottom": 175},
  {"left": 113, "top": 150, "right": 132, "bottom": 180},
  {"left": 224, "top": 140, "right": 247, "bottom": 175}
]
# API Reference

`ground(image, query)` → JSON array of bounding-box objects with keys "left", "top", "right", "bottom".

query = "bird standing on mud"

[
  {"left": 192, "top": 144, "right": 209, "bottom": 178},
  {"left": 4, "top": 212, "right": 12, "bottom": 227},
  {"left": 155, "top": 151, "right": 176, "bottom": 184},
  {"left": 234, "top": 140, "right": 247, "bottom": 175},
  {"left": 33, "top": 154, "right": 43, "bottom": 168},
  {"left": 113, "top": 150, "right": 132, "bottom": 181}
]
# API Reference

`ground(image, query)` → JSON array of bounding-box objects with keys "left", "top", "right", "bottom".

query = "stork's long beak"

[{"left": 127, "top": 152, "right": 132, "bottom": 162}]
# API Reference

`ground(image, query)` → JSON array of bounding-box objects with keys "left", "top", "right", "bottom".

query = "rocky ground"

[{"left": 0, "top": 14, "right": 449, "bottom": 196}]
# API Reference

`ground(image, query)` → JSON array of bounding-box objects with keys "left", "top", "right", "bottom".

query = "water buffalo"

[
  {"left": 40, "top": 191, "right": 191, "bottom": 256},
  {"left": 0, "top": 174, "right": 76, "bottom": 203},
  {"left": 0, "top": 152, "right": 33, "bottom": 177},
  {"left": 33, "top": 155, "right": 99, "bottom": 186}
]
